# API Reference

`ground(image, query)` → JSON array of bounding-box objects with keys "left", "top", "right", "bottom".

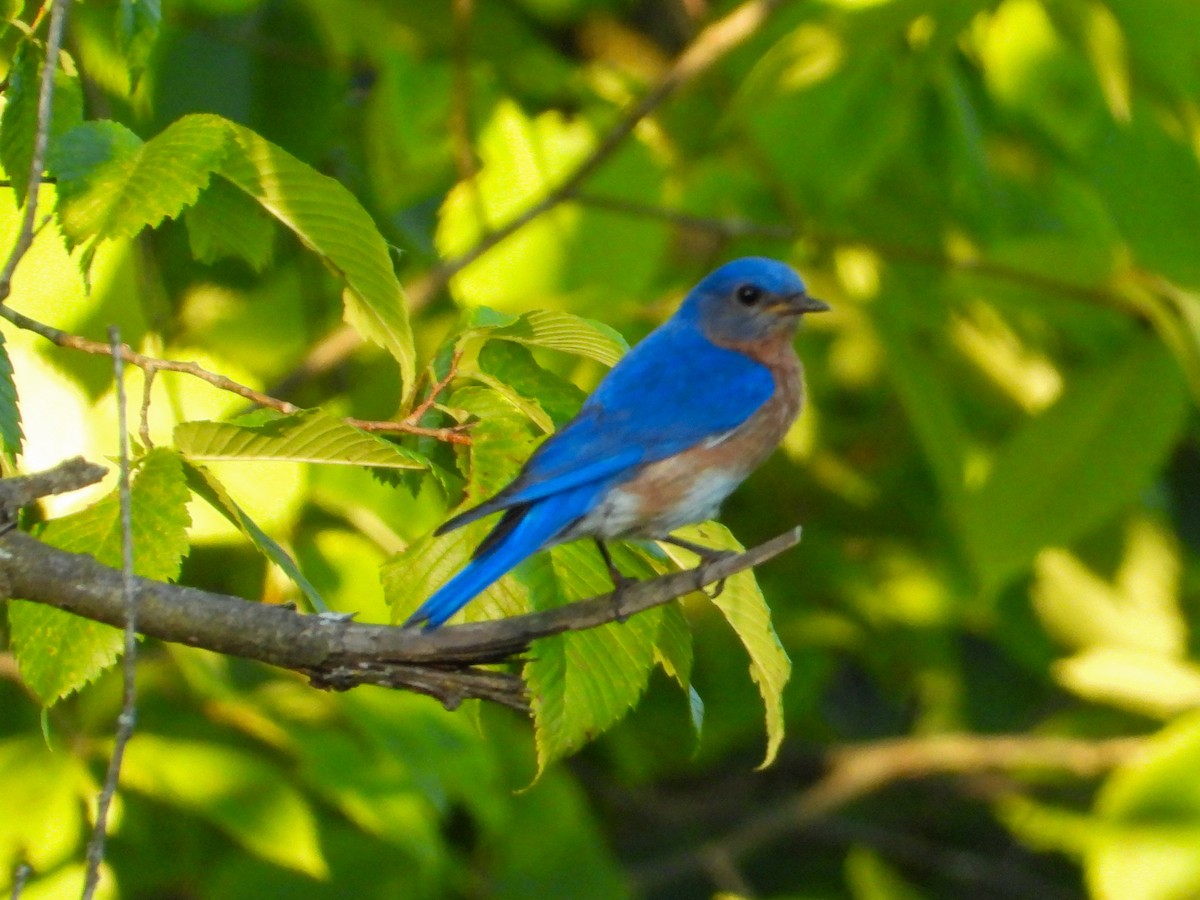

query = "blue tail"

[{"left": 404, "top": 490, "right": 596, "bottom": 629}]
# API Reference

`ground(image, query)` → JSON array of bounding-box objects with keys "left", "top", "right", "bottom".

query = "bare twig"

[
  {"left": 0, "top": 305, "right": 470, "bottom": 444},
  {"left": 0, "top": 457, "right": 107, "bottom": 513},
  {"left": 0, "top": 479, "right": 802, "bottom": 711},
  {"left": 82, "top": 329, "right": 139, "bottom": 900},
  {"left": 632, "top": 733, "right": 1145, "bottom": 893},
  {"left": 0, "top": 0, "right": 69, "bottom": 306},
  {"left": 9, "top": 863, "right": 31, "bottom": 900},
  {"left": 402, "top": 347, "right": 463, "bottom": 427}
]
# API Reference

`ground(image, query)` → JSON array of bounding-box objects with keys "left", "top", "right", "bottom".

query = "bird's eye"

[{"left": 736, "top": 284, "right": 762, "bottom": 306}]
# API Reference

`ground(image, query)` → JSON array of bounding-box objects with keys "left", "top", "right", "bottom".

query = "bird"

[{"left": 405, "top": 257, "right": 828, "bottom": 629}]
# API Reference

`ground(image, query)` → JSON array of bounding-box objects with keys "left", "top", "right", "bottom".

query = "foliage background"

[{"left": 1, "top": 0, "right": 1200, "bottom": 898}]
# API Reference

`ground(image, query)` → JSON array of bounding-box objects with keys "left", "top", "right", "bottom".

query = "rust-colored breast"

[{"left": 607, "top": 333, "right": 804, "bottom": 537}]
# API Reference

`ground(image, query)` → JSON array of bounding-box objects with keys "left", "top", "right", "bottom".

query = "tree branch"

[
  {"left": 632, "top": 733, "right": 1145, "bottom": 893},
  {"left": 0, "top": 460, "right": 803, "bottom": 712}
]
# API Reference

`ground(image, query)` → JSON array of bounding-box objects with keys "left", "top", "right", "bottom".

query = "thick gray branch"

[{"left": 0, "top": 482, "right": 802, "bottom": 711}]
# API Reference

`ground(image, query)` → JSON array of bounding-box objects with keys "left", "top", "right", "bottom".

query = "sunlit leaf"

[
  {"left": 483, "top": 309, "right": 628, "bottom": 368},
  {"left": 0, "top": 737, "right": 89, "bottom": 872},
  {"left": 174, "top": 410, "right": 430, "bottom": 469},
  {"left": 1087, "top": 711, "right": 1200, "bottom": 900},
  {"left": 121, "top": 733, "right": 328, "bottom": 878},
  {"left": 183, "top": 460, "right": 328, "bottom": 614},
  {"left": 8, "top": 448, "right": 191, "bottom": 703},
  {"left": 660, "top": 522, "right": 791, "bottom": 768},
  {"left": 218, "top": 121, "right": 417, "bottom": 398},
  {"left": 1053, "top": 647, "right": 1200, "bottom": 719},
  {"left": 48, "top": 116, "right": 231, "bottom": 250}
]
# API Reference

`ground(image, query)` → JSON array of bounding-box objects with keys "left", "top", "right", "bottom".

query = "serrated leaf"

[
  {"left": 48, "top": 115, "right": 231, "bottom": 250},
  {"left": 468, "top": 307, "right": 628, "bottom": 367},
  {"left": 183, "top": 461, "right": 328, "bottom": 614},
  {"left": 660, "top": 522, "right": 791, "bottom": 768},
  {"left": 447, "top": 385, "right": 542, "bottom": 505},
  {"left": 217, "top": 121, "right": 416, "bottom": 397},
  {"left": 475, "top": 340, "right": 586, "bottom": 430},
  {"left": 116, "top": 0, "right": 161, "bottom": 89},
  {"left": 0, "top": 41, "right": 83, "bottom": 207},
  {"left": 381, "top": 520, "right": 533, "bottom": 626},
  {"left": 961, "top": 333, "right": 1190, "bottom": 590},
  {"left": 8, "top": 448, "right": 191, "bottom": 704},
  {"left": 183, "top": 175, "right": 275, "bottom": 270},
  {"left": 0, "top": 329, "right": 23, "bottom": 459},
  {"left": 121, "top": 734, "right": 327, "bottom": 878},
  {"left": 527, "top": 541, "right": 666, "bottom": 776},
  {"left": 174, "top": 410, "right": 430, "bottom": 469}
]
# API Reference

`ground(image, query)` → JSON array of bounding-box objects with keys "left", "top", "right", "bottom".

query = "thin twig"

[
  {"left": 0, "top": 0, "right": 69, "bottom": 304},
  {"left": 81, "top": 329, "right": 139, "bottom": 900},
  {"left": 138, "top": 366, "right": 156, "bottom": 448},
  {"left": 0, "top": 305, "right": 470, "bottom": 444},
  {"left": 0, "top": 457, "right": 107, "bottom": 512},
  {"left": 632, "top": 734, "right": 1145, "bottom": 893},
  {"left": 402, "top": 347, "right": 463, "bottom": 426},
  {"left": 9, "top": 863, "right": 31, "bottom": 900}
]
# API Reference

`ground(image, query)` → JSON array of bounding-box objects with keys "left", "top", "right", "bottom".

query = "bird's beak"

[{"left": 774, "top": 292, "right": 831, "bottom": 316}]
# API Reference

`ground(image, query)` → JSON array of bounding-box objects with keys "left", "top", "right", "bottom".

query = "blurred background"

[{"left": 2, "top": 0, "right": 1199, "bottom": 897}]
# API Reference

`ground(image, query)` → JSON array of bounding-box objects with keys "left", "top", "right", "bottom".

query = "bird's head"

[{"left": 681, "top": 257, "right": 829, "bottom": 345}]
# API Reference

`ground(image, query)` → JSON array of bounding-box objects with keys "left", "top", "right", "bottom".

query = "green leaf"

[
  {"left": 1086, "top": 711, "right": 1200, "bottom": 900},
  {"left": 49, "top": 115, "right": 231, "bottom": 253},
  {"left": 474, "top": 341, "right": 586, "bottom": 432},
  {"left": 871, "top": 279, "right": 969, "bottom": 505},
  {"left": 120, "top": 734, "right": 328, "bottom": 878},
  {"left": 1092, "top": 103, "right": 1200, "bottom": 288},
  {"left": 174, "top": 410, "right": 430, "bottom": 469},
  {"left": 182, "top": 175, "right": 275, "bottom": 271},
  {"left": 217, "top": 121, "right": 417, "bottom": 398},
  {"left": 659, "top": 522, "right": 791, "bottom": 768},
  {"left": 468, "top": 307, "right": 628, "bottom": 368},
  {"left": 0, "top": 41, "right": 84, "bottom": 207},
  {"left": 381, "top": 520, "right": 532, "bottom": 626},
  {"left": 961, "top": 333, "right": 1189, "bottom": 590},
  {"left": 526, "top": 541, "right": 666, "bottom": 776},
  {"left": 0, "top": 329, "right": 23, "bottom": 459},
  {"left": 116, "top": 0, "right": 162, "bottom": 89},
  {"left": 446, "top": 385, "right": 543, "bottom": 507},
  {"left": 8, "top": 448, "right": 191, "bottom": 703},
  {"left": 183, "top": 460, "right": 328, "bottom": 614}
]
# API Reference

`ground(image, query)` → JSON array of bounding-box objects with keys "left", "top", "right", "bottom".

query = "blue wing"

[
  {"left": 438, "top": 319, "right": 774, "bottom": 533},
  {"left": 406, "top": 320, "right": 774, "bottom": 628}
]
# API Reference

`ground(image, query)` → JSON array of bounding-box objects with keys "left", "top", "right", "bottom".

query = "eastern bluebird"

[{"left": 405, "top": 257, "right": 828, "bottom": 629}]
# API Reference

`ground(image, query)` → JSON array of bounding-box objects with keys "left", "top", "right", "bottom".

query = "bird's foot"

[
  {"left": 660, "top": 535, "right": 737, "bottom": 599},
  {"left": 596, "top": 539, "right": 638, "bottom": 622}
]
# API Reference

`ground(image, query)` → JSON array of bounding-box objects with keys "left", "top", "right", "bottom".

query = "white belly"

[{"left": 563, "top": 467, "right": 745, "bottom": 541}]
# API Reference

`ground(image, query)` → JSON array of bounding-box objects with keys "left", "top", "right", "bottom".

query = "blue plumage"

[{"left": 405, "top": 257, "right": 827, "bottom": 629}]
